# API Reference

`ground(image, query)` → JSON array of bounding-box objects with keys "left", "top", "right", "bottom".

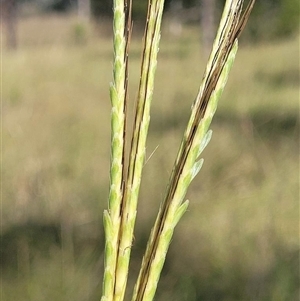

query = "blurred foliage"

[
  {"left": 244, "top": 0, "right": 300, "bottom": 40},
  {"left": 91, "top": 0, "right": 300, "bottom": 39},
  {"left": 71, "top": 22, "right": 89, "bottom": 45},
  {"left": 17, "top": 0, "right": 300, "bottom": 39}
]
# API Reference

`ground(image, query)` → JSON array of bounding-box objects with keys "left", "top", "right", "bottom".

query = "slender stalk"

[
  {"left": 101, "top": 0, "right": 130, "bottom": 300},
  {"left": 113, "top": 1, "right": 165, "bottom": 300},
  {"left": 132, "top": 1, "right": 256, "bottom": 300}
]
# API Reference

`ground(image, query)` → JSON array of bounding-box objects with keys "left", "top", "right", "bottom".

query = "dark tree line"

[
  {"left": 31, "top": 0, "right": 300, "bottom": 40},
  {"left": 2, "top": 0, "right": 299, "bottom": 50}
]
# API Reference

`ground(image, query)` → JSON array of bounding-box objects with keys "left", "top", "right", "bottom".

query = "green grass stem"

[
  {"left": 101, "top": 0, "right": 130, "bottom": 300},
  {"left": 113, "top": 1, "right": 165, "bottom": 300}
]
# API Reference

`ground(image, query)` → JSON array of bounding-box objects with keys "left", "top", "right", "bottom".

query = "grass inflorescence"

[
  {"left": 2, "top": 2, "right": 298, "bottom": 301},
  {"left": 102, "top": 1, "right": 256, "bottom": 300}
]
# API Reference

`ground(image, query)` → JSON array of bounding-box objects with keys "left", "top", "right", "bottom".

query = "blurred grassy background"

[{"left": 2, "top": 13, "right": 299, "bottom": 301}]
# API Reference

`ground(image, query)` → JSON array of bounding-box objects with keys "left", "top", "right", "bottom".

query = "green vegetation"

[{"left": 2, "top": 13, "right": 299, "bottom": 301}]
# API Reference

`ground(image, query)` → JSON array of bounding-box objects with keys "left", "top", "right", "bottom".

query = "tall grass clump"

[{"left": 101, "top": 1, "right": 256, "bottom": 300}]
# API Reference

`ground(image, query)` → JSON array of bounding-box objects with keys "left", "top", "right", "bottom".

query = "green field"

[{"left": 2, "top": 14, "right": 299, "bottom": 301}]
